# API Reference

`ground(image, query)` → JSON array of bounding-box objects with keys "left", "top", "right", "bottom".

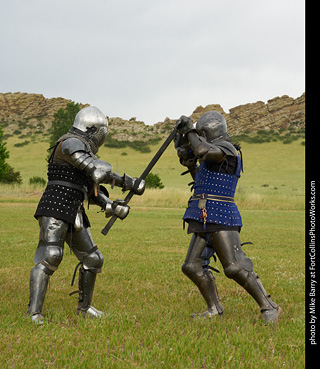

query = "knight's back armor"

[
  {"left": 183, "top": 155, "right": 242, "bottom": 228},
  {"left": 34, "top": 135, "right": 92, "bottom": 225}
]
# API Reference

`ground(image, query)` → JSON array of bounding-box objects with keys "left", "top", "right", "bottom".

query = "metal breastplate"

[{"left": 183, "top": 156, "right": 242, "bottom": 228}]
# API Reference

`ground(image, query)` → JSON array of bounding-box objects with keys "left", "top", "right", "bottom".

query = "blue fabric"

[{"left": 183, "top": 156, "right": 242, "bottom": 227}]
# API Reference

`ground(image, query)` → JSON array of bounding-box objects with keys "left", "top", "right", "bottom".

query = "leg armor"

[
  {"left": 27, "top": 217, "right": 67, "bottom": 323},
  {"left": 210, "top": 230, "right": 280, "bottom": 324},
  {"left": 66, "top": 227, "right": 104, "bottom": 318},
  {"left": 182, "top": 234, "right": 224, "bottom": 317}
]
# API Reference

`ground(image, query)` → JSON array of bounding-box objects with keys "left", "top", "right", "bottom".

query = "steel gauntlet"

[
  {"left": 110, "top": 199, "right": 130, "bottom": 219},
  {"left": 122, "top": 174, "right": 145, "bottom": 195},
  {"left": 91, "top": 190, "right": 129, "bottom": 219}
]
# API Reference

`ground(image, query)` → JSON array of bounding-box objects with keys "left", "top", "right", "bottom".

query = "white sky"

[{"left": 0, "top": 0, "right": 305, "bottom": 124}]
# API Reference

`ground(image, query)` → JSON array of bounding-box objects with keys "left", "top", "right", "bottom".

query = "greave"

[
  {"left": 198, "top": 271, "right": 224, "bottom": 314},
  {"left": 77, "top": 266, "right": 97, "bottom": 315},
  {"left": 27, "top": 264, "right": 50, "bottom": 316},
  {"left": 240, "top": 271, "right": 278, "bottom": 311}
]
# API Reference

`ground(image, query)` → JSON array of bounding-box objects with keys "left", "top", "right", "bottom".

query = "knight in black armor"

[
  {"left": 27, "top": 106, "right": 145, "bottom": 324},
  {"left": 175, "top": 111, "right": 280, "bottom": 325}
]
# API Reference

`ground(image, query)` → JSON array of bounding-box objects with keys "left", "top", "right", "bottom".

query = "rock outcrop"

[
  {"left": 191, "top": 93, "right": 305, "bottom": 134},
  {"left": 0, "top": 92, "right": 305, "bottom": 140},
  {"left": 0, "top": 92, "right": 88, "bottom": 134}
]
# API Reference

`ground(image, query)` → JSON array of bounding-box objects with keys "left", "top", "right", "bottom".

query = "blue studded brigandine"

[
  {"left": 175, "top": 112, "right": 280, "bottom": 324},
  {"left": 183, "top": 157, "right": 243, "bottom": 228}
]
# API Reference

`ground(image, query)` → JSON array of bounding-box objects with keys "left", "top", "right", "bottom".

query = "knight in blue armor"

[
  {"left": 175, "top": 111, "right": 280, "bottom": 325},
  {"left": 27, "top": 106, "right": 145, "bottom": 324}
]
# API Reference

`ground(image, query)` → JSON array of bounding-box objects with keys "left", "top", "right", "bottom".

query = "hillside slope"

[{"left": 0, "top": 92, "right": 305, "bottom": 141}]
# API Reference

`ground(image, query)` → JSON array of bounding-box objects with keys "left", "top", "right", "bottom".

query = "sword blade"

[{"left": 101, "top": 128, "right": 176, "bottom": 235}]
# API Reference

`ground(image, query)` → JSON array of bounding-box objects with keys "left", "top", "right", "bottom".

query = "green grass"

[
  {"left": 0, "top": 137, "right": 305, "bottom": 368},
  {"left": 3, "top": 137, "right": 305, "bottom": 209},
  {"left": 0, "top": 205, "right": 304, "bottom": 368}
]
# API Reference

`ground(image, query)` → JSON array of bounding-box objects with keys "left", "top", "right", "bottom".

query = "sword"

[{"left": 101, "top": 127, "right": 177, "bottom": 235}]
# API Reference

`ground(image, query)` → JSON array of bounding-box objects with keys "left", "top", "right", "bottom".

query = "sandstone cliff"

[
  {"left": 0, "top": 92, "right": 305, "bottom": 140},
  {"left": 191, "top": 94, "right": 305, "bottom": 134}
]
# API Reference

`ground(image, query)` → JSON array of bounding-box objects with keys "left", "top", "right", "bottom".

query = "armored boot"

[
  {"left": 77, "top": 266, "right": 104, "bottom": 318},
  {"left": 241, "top": 271, "right": 281, "bottom": 325},
  {"left": 27, "top": 265, "right": 50, "bottom": 324},
  {"left": 191, "top": 271, "right": 224, "bottom": 318}
]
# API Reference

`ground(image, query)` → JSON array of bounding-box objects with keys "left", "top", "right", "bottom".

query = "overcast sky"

[{"left": 1, "top": 0, "right": 305, "bottom": 124}]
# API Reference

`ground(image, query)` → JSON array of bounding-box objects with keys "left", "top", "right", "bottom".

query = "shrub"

[
  {"left": 104, "top": 136, "right": 160, "bottom": 153},
  {"left": 145, "top": 173, "right": 164, "bottom": 189},
  {"left": 29, "top": 176, "right": 46, "bottom": 186},
  {"left": 49, "top": 102, "right": 81, "bottom": 148},
  {"left": 0, "top": 126, "right": 22, "bottom": 185},
  {"left": 104, "top": 135, "right": 127, "bottom": 149},
  {"left": 14, "top": 140, "right": 30, "bottom": 147},
  {"left": 1, "top": 166, "right": 22, "bottom": 184}
]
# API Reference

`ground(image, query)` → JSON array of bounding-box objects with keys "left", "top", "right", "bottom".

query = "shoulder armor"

[
  {"left": 61, "top": 137, "right": 87, "bottom": 156},
  {"left": 214, "top": 140, "right": 238, "bottom": 156}
]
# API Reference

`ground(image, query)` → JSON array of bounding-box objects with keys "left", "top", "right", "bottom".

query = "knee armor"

[
  {"left": 82, "top": 249, "right": 104, "bottom": 273},
  {"left": 181, "top": 259, "right": 204, "bottom": 281},
  {"left": 223, "top": 244, "right": 253, "bottom": 284},
  {"left": 182, "top": 234, "right": 207, "bottom": 286},
  {"left": 37, "top": 245, "right": 64, "bottom": 275},
  {"left": 68, "top": 227, "right": 104, "bottom": 273}
]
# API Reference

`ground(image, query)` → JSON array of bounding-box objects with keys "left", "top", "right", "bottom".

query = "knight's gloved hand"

[
  {"left": 132, "top": 178, "right": 145, "bottom": 195},
  {"left": 112, "top": 199, "right": 130, "bottom": 219},
  {"left": 176, "top": 115, "right": 194, "bottom": 135},
  {"left": 176, "top": 144, "right": 192, "bottom": 159}
]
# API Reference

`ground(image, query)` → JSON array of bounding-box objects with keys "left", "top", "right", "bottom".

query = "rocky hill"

[{"left": 0, "top": 92, "right": 305, "bottom": 141}]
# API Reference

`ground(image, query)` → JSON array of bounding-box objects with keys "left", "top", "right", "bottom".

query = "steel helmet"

[{"left": 196, "top": 111, "right": 227, "bottom": 142}]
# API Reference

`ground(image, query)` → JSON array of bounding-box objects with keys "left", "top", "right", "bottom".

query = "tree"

[
  {"left": 0, "top": 126, "right": 22, "bottom": 184},
  {"left": 49, "top": 102, "right": 81, "bottom": 148},
  {"left": 145, "top": 172, "right": 164, "bottom": 189},
  {"left": 0, "top": 126, "right": 9, "bottom": 180}
]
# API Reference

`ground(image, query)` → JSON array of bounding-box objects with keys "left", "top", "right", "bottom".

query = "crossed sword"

[{"left": 101, "top": 127, "right": 177, "bottom": 235}]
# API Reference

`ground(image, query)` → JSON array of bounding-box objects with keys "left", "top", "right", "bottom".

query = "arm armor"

[
  {"left": 185, "top": 131, "right": 238, "bottom": 162},
  {"left": 68, "top": 151, "right": 144, "bottom": 194},
  {"left": 61, "top": 138, "right": 144, "bottom": 193},
  {"left": 91, "top": 188, "right": 113, "bottom": 216},
  {"left": 174, "top": 132, "right": 198, "bottom": 179},
  {"left": 91, "top": 189, "right": 129, "bottom": 219}
]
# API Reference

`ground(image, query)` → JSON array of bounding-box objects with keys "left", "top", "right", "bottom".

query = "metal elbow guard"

[
  {"left": 90, "top": 159, "right": 113, "bottom": 184},
  {"left": 193, "top": 141, "right": 210, "bottom": 159},
  {"left": 71, "top": 154, "right": 113, "bottom": 184}
]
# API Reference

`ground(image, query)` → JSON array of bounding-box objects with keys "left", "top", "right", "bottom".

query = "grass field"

[{"left": 0, "top": 136, "right": 305, "bottom": 368}]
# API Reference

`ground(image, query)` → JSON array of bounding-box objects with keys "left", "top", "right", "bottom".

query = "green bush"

[
  {"left": 233, "top": 127, "right": 305, "bottom": 145},
  {"left": 104, "top": 135, "right": 162, "bottom": 153},
  {"left": 29, "top": 176, "right": 46, "bottom": 186},
  {"left": 0, "top": 166, "right": 22, "bottom": 184},
  {"left": 14, "top": 140, "right": 30, "bottom": 147},
  {"left": 104, "top": 135, "right": 127, "bottom": 149},
  {"left": 145, "top": 173, "right": 164, "bottom": 189},
  {"left": 0, "top": 126, "right": 22, "bottom": 184}
]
